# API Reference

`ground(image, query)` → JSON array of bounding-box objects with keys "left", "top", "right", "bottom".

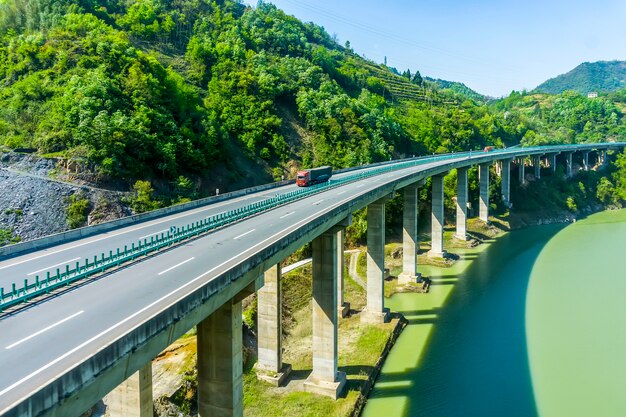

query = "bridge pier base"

[
  {"left": 107, "top": 363, "right": 153, "bottom": 417},
  {"left": 429, "top": 174, "right": 446, "bottom": 257},
  {"left": 479, "top": 164, "right": 490, "bottom": 222},
  {"left": 305, "top": 228, "right": 346, "bottom": 398},
  {"left": 501, "top": 159, "right": 512, "bottom": 208},
  {"left": 198, "top": 299, "right": 243, "bottom": 417},
  {"left": 362, "top": 198, "right": 390, "bottom": 323},
  {"left": 398, "top": 184, "right": 421, "bottom": 284},
  {"left": 454, "top": 167, "right": 468, "bottom": 241},
  {"left": 255, "top": 264, "right": 291, "bottom": 386}
]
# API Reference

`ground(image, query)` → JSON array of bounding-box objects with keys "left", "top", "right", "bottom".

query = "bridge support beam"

[
  {"left": 198, "top": 299, "right": 243, "bottom": 417},
  {"left": 583, "top": 151, "right": 590, "bottom": 171},
  {"left": 518, "top": 158, "right": 526, "bottom": 185},
  {"left": 362, "top": 198, "right": 390, "bottom": 323},
  {"left": 255, "top": 264, "right": 291, "bottom": 386},
  {"left": 399, "top": 184, "right": 421, "bottom": 284},
  {"left": 305, "top": 227, "right": 346, "bottom": 398},
  {"left": 454, "top": 167, "right": 468, "bottom": 240},
  {"left": 565, "top": 152, "right": 573, "bottom": 177},
  {"left": 429, "top": 174, "right": 446, "bottom": 257},
  {"left": 107, "top": 363, "right": 153, "bottom": 417},
  {"left": 501, "top": 159, "right": 512, "bottom": 208},
  {"left": 479, "top": 164, "right": 490, "bottom": 222}
]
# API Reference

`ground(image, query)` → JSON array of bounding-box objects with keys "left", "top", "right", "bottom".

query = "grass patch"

[
  {"left": 3, "top": 208, "right": 23, "bottom": 219},
  {"left": 0, "top": 228, "right": 21, "bottom": 246}
]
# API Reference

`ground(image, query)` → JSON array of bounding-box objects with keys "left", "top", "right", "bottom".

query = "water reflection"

[{"left": 363, "top": 225, "right": 564, "bottom": 417}]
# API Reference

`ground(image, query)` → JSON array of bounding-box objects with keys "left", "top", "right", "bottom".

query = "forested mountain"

[
  {"left": 0, "top": 0, "right": 516, "bottom": 188},
  {"left": 488, "top": 90, "right": 626, "bottom": 145},
  {"left": 535, "top": 61, "right": 626, "bottom": 95},
  {"left": 424, "top": 77, "right": 486, "bottom": 102},
  {"left": 0, "top": 0, "right": 625, "bottom": 200}
]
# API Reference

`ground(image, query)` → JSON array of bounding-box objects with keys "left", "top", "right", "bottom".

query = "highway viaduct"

[{"left": 0, "top": 143, "right": 624, "bottom": 417}]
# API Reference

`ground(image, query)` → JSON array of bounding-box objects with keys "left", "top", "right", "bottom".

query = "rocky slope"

[{"left": 0, "top": 153, "right": 129, "bottom": 245}]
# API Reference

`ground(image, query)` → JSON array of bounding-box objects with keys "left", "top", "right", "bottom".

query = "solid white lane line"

[
  {"left": 158, "top": 257, "right": 195, "bottom": 276},
  {"left": 138, "top": 229, "right": 168, "bottom": 241},
  {"left": 279, "top": 212, "right": 295, "bottom": 219},
  {"left": 0, "top": 188, "right": 372, "bottom": 403},
  {"left": 233, "top": 229, "right": 256, "bottom": 240},
  {"left": 5, "top": 311, "right": 84, "bottom": 350},
  {"left": 27, "top": 258, "right": 81, "bottom": 276}
]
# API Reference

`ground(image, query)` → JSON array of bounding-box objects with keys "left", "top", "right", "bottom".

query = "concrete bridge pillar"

[
  {"left": 336, "top": 227, "right": 350, "bottom": 317},
  {"left": 565, "top": 152, "right": 573, "bottom": 177},
  {"left": 362, "top": 198, "right": 390, "bottom": 323},
  {"left": 454, "top": 167, "right": 468, "bottom": 240},
  {"left": 198, "top": 299, "right": 243, "bottom": 417},
  {"left": 107, "top": 363, "right": 153, "bottom": 417},
  {"left": 518, "top": 158, "right": 526, "bottom": 185},
  {"left": 583, "top": 151, "right": 590, "bottom": 170},
  {"left": 533, "top": 156, "right": 541, "bottom": 179},
  {"left": 550, "top": 154, "right": 557, "bottom": 173},
  {"left": 399, "top": 184, "right": 420, "bottom": 284},
  {"left": 429, "top": 174, "right": 446, "bottom": 257},
  {"left": 304, "top": 227, "right": 346, "bottom": 398},
  {"left": 501, "top": 159, "right": 512, "bottom": 208},
  {"left": 479, "top": 164, "right": 490, "bottom": 222},
  {"left": 255, "top": 264, "right": 291, "bottom": 386}
]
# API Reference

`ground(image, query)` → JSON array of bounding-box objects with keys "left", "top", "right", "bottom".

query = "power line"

[{"left": 277, "top": 0, "right": 525, "bottom": 75}]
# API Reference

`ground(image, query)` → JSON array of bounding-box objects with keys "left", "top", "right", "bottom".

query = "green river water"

[{"left": 362, "top": 209, "right": 626, "bottom": 417}]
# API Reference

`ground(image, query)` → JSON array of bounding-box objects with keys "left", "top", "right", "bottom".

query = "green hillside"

[
  {"left": 0, "top": 0, "right": 625, "bottom": 204},
  {"left": 0, "top": 0, "right": 514, "bottom": 188},
  {"left": 535, "top": 60, "right": 626, "bottom": 95},
  {"left": 425, "top": 77, "right": 487, "bottom": 102}
]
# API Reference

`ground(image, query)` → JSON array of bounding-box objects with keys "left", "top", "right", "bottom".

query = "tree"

[
  {"left": 412, "top": 70, "right": 423, "bottom": 86},
  {"left": 130, "top": 180, "right": 160, "bottom": 213}
]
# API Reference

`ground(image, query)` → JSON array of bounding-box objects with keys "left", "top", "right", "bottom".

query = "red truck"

[{"left": 296, "top": 166, "right": 332, "bottom": 187}]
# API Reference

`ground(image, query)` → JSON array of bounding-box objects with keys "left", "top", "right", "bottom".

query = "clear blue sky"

[{"left": 244, "top": 0, "right": 626, "bottom": 97}]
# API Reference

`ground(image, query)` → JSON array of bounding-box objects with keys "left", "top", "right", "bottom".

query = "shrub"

[{"left": 66, "top": 194, "right": 90, "bottom": 229}]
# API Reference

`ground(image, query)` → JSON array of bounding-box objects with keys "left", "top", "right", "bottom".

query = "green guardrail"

[{"left": 1, "top": 143, "right": 624, "bottom": 312}]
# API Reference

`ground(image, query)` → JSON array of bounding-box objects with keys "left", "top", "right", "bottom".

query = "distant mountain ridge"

[{"left": 535, "top": 60, "right": 626, "bottom": 95}]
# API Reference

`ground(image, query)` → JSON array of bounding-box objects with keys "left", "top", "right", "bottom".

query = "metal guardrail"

[{"left": 1, "top": 143, "right": 624, "bottom": 312}]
